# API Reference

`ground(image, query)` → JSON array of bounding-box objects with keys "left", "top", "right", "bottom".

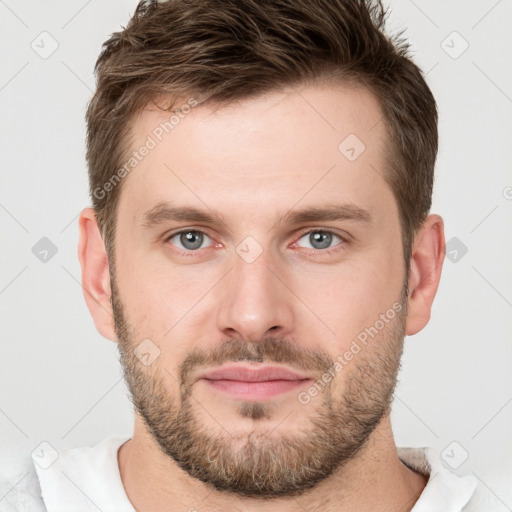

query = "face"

[{"left": 111, "top": 83, "right": 409, "bottom": 497}]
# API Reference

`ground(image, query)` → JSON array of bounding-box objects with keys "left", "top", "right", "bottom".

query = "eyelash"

[{"left": 164, "top": 228, "right": 348, "bottom": 257}]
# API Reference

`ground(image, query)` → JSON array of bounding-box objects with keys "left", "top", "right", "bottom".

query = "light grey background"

[{"left": 1, "top": 0, "right": 511, "bottom": 507}]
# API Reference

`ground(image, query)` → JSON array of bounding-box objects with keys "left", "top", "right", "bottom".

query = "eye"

[
  {"left": 166, "top": 230, "right": 213, "bottom": 251},
  {"left": 295, "top": 229, "right": 345, "bottom": 251}
]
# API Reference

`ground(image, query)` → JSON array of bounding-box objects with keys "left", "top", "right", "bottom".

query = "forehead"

[{"left": 118, "top": 82, "right": 392, "bottom": 224}]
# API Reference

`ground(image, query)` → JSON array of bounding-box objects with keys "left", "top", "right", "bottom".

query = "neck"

[{"left": 118, "top": 416, "right": 428, "bottom": 512}]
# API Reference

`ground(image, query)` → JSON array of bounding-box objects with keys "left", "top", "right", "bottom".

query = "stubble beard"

[{"left": 112, "top": 274, "right": 408, "bottom": 498}]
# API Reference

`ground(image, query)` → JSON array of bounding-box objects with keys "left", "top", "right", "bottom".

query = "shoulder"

[
  {"left": 0, "top": 436, "right": 131, "bottom": 512},
  {"left": 463, "top": 472, "right": 512, "bottom": 512},
  {"left": 0, "top": 463, "right": 46, "bottom": 512},
  {"left": 398, "top": 446, "right": 511, "bottom": 512}
]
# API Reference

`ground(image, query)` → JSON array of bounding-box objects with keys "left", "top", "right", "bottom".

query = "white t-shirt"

[{"left": 0, "top": 436, "right": 501, "bottom": 511}]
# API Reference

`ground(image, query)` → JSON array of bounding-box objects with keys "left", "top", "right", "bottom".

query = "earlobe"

[
  {"left": 77, "top": 208, "right": 117, "bottom": 341},
  {"left": 405, "top": 214, "right": 446, "bottom": 336}
]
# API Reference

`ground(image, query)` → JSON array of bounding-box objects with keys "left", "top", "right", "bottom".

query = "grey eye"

[
  {"left": 297, "top": 230, "right": 342, "bottom": 250},
  {"left": 169, "top": 230, "right": 211, "bottom": 251}
]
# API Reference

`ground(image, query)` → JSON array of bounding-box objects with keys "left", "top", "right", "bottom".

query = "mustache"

[{"left": 179, "top": 337, "right": 334, "bottom": 387}]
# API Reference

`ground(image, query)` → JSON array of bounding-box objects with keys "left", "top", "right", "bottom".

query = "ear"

[
  {"left": 77, "top": 208, "right": 117, "bottom": 341},
  {"left": 405, "top": 214, "right": 446, "bottom": 336}
]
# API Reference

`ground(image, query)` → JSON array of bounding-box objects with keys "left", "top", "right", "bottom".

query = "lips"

[
  {"left": 196, "top": 364, "right": 313, "bottom": 401},
  {"left": 197, "top": 364, "right": 311, "bottom": 383}
]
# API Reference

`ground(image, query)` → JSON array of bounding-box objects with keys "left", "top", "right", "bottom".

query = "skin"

[{"left": 78, "top": 82, "right": 445, "bottom": 511}]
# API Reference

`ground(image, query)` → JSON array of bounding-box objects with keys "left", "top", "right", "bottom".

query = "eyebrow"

[
  {"left": 282, "top": 204, "right": 371, "bottom": 225},
  {"left": 139, "top": 202, "right": 372, "bottom": 230},
  {"left": 140, "top": 203, "right": 225, "bottom": 229}
]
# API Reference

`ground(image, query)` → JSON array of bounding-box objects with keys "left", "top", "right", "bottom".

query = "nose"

[{"left": 215, "top": 244, "right": 296, "bottom": 343}]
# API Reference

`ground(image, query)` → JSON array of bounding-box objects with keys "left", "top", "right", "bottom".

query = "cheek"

[
  {"left": 115, "top": 253, "right": 218, "bottom": 345},
  {"left": 291, "top": 254, "right": 403, "bottom": 349}
]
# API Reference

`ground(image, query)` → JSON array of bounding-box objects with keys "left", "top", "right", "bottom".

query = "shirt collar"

[
  {"left": 35, "top": 438, "right": 477, "bottom": 512},
  {"left": 35, "top": 435, "right": 133, "bottom": 512},
  {"left": 398, "top": 446, "right": 477, "bottom": 511}
]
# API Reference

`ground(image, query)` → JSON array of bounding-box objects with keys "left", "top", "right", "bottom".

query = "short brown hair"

[{"left": 86, "top": 0, "right": 438, "bottom": 267}]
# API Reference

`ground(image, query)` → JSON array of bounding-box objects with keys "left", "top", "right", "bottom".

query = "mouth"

[{"left": 196, "top": 364, "right": 313, "bottom": 401}]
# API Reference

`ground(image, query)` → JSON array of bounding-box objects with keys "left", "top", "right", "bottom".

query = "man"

[{"left": 0, "top": 0, "right": 495, "bottom": 510}]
